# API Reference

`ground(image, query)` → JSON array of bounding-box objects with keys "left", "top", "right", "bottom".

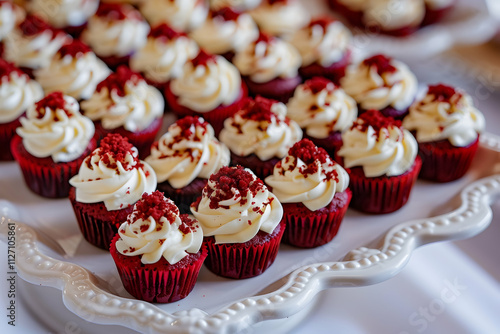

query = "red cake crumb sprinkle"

[
  {"left": 255, "top": 32, "right": 274, "bottom": 45},
  {"left": 148, "top": 23, "right": 186, "bottom": 40},
  {"left": 19, "top": 15, "right": 62, "bottom": 37},
  {"left": 178, "top": 214, "right": 199, "bottom": 234},
  {"left": 95, "top": 3, "right": 141, "bottom": 21},
  {"left": 363, "top": 54, "right": 397, "bottom": 76},
  {"left": 427, "top": 84, "right": 461, "bottom": 103},
  {"left": 158, "top": 116, "right": 208, "bottom": 160},
  {"left": 97, "top": 66, "right": 143, "bottom": 97},
  {"left": 131, "top": 191, "right": 179, "bottom": 225},
  {"left": 89, "top": 133, "right": 140, "bottom": 171},
  {"left": 0, "top": 58, "right": 26, "bottom": 81},
  {"left": 34, "top": 92, "right": 73, "bottom": 120},
  {"left": 285, "top": 139, "right": 338, "bottom": 180},
  {"left": 212, "top": 7, "right": 241, "bottom": 21},
  {"left": 304, "top": 77, "right": 336, "bottom": 95},
  {"left": 191, "top": 49, "right": 217, "bottom": 67},
  {"left": 232, "top": 96, "right": 282, "bottom": 132},
  {"left": 58, "top": 40, "right": 92, "bottom": 58},
  {"left": 352, "top": 109, "right": 401, "bottom": 134},
  {"left": 309, "top": 17, "right": 335, "bottom": 30}
]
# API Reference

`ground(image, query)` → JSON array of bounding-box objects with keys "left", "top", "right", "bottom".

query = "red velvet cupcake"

[
  {"left": 290, "top": 17, "right": 352, "bottom": 84},
  {"left": 422, "top": 0, "right": 457, "bottom": 26},
  {"left": 191, "top": 166, "right": 285, "bottom": 279},
  {"left": 139, "top": 0, "right": 208, "bottom": 32},
  {"left": 81, "top": 66, "right": 164, "bottom": 158},
  {"left": 337, "top": 110, "right": 421, "bottom": 214},
  {"left": 219, "top": 96, "right": 303, "bottom": 180},
  {"left": 166, "top": 50, "right": 247, "bottom": 135},
  {"left": 233, "top": 32, "right": 302, "bottom": 103},
  {"left": 145, "top": 116, "right": 230, "bottom": 213},
  {"left": 286, "top": 77, "right": 357, "bottom": 158},
  {"left": 82, "top": 3, "right": 150, "bottom": 70},
  {"left": 340, "top": 54, "right": 418, "bottom": 120},
  {"left": 69, "top": 133, "right": 157, "bottom": 249},
  {"left": 0, "top": 59, "right": 43, "bottom": 161},
  {"left": 110, "top": 191, "right": 207, "bottom": 303},
  {"left": 403, "top": 84, "right": 485, "bottom": 182},
  {"left": 11, "top": 92, "right": 97, "bottom": 197},
  {"left": 265, "top": 139, "right": 352, "bottom": 248}
]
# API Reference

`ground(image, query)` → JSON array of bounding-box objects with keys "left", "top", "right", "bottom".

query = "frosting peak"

[
  {"left": 362, "top": 54, "right": 397, "bottom": 75},
  {"left": 148, "top": 23, "right": 186, "bottom": 40},
  {"left": 96, "top": 66, "right": 143, "bottom": 97},
  {"left": 58, "top": 40, "right": 92, "bottom": 58}
]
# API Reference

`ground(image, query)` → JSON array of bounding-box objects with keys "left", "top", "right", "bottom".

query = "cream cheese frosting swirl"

[
  {"left": 116, "top": 191, "right": 203, "bottom": 265},
  {"left": 145, "top": 116, "right": 230, "bottom": 187},
  {"left": 219, "top": 96, "right": 303, "bottom": 161},
  {"left": 34, "top": 40, "right": 111, "bottom": 101},
  {"left": 210, "top": 0, "right": 262, "bottom": 11},
  {"left": 139, "top": 0, "right": 208, "bottom": 32},
  {"left": 69, "top": 133, "right": 157, "bottom": 211},
  {"left": 28, "top": 0, "right": 99, "bottom": 28},
  {"left": 250, "top": 0, "right": 310, "bottom": 37},
  {"left": 403, "top": 84, "right": 485, "bottom": 147},
  {"left": 337, "top": 109, "right": 418, "bottom": 177},
  {"left": 0, "top": 61, "right": 44, "bottom": 123},
  {"left": 287, "top": 77, "right": 357, "bottom": 139},
  {"left": 16, "top": 92, "right": 95, "bottom": 162},
  {"left": 265, "top": 139, "right": 349, "bottom": 211},
  {"left": 169, "top": 51, "right": 242, "bottom": 112},
  {"left": 341, "top": 54, "right": 417, "bottom": 111},
  {"left": 0, "top": 1, "right": 17, "bottom": 41},
  {"left": 191, "top": 166, "right": 283, "bottom": 244},
  {"left": 81, "top": 67, "right": 164, "bottom": 132},
  {"left": 233, "top": 33, "right": 301, "bottom": 83}
]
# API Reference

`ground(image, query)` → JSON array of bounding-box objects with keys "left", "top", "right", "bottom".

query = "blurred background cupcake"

[
  {"left": 139, "top": 0, "right": 208, "bottom": 33},
  {"left": 210, "top": 0, "right": 262, "bottom": 11}
]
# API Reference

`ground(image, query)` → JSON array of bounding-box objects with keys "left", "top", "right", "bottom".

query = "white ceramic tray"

[{"left": 1, "top": 131, "right": 499, "bottom": 334}]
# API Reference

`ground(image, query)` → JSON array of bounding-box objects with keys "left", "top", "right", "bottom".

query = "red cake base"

[
  {"left": 0, "top": 117, "right": 22, "bottom": 161},
  {"left": 157, "top": 178, "right": 208, "bottom": 214},
  {"left": 299, "top": 49, "right": 352, "bottom": 85},
  {"left": 304, "top": 131, "right": 343, "bottom": 160},
  {"left": 229, "top": 152, "right": 280, "bottom": 180},
  {"left": 243, "top": 75, "right": 302, "bottom": 103}
]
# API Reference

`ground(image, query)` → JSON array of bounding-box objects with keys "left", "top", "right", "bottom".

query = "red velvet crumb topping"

[
  {"left": 148, "top": 23, "right": 186, "bottom": 40},
  {"left": 95, "top": 3, "right": 142, "bottom": 21},
  {"left": 309, "top": 17, "right": 335, "bottom": 29},
  {"left": 427, "top": 84, "right": 461, "bottom": 103},
  {"left": 97, "top": 66, "right": 143, "bottom": 97},
  {"left": 34, "top": 91, "right": 72, "bottom": 120},
  {"left": 191, "top": 49, "right": 217, "bottom": 67},
  {"left": 159, "top": 116, "right": 208, "bottom": 160},
  {"left": 353, "top": 109, "right": 401, "bottom": 133},
  {"left": 212, "top": 7, "right": 241, "bottom": 21},
  {"left": 58, "top": 40, "right": 92, "bottom": 58},
  {"left": 363, "top": 54, "right": 397, "bottom": 76},
  {"left": 173, "top": 116, "right": 208, "bottom": 140},
  {"left": 131, "top": 191, "right": 179, "bottom": 225},
  {"left": 178, "top": 214, "right": 199, "bottom": 235},
  {"left": 19, "top": 15, "right": 63, "bottom": 37},
  {"left": 304, "top": 77, "right": 336, "bottom": 94},
  {"left": 0, "top": 58, "right": 26, "bottom": 81},
  {"left": 285, "top": 139, "right": 338, "bottom": 180},
  {"left": 255, "top": 31, "right": 274, "bottom": 44},
  {"left": 89, "top": 133, "right": 140, "bottom": 171}
]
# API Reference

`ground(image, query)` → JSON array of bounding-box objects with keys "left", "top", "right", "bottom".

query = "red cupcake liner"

[
  {"left": 229, "top": 152, "right": 280, "bottom": 180},
  {"left": 417, "top": 136, "right": 479, "bottom": 183},
  {"left": 304, "top": 131, "right": 343, "bottom": 161},
  {"left": 346, "top": 156, "right": 422, "bottom": 214},
  {"left": 10, "top": 135, "right": 97, "bottom": 198},
  {"left": 69, "top": 187, "right": 134, "bottom": 250},
  {"left": 422, "top": 1, "right": 456, "bottom": 26},
  {"left": 0, "top": 117, "right": 22, "bottom": 161},
  {"left": 299, "top": 49, "right": 352, "bottom": 85},
  {"left": 281, "top": 189, "right": 352, "bottom": 248},
  {"left": 110, "top": 234, "right": 208, "bottom": 303},
  {"left": 243, "top": 75, "right": 302, "bottom": 103},
  {"left": 203, "top": 221, "right": 286, "bottom": 279},
  {"left": 93, "top": 117, "right": 162, "bottom": 159},
  {"left": 165, "top": 82, "right": 248, "bottom": 136},
  {"left": 157, "top": 178, "right": 208, "bottom": 214}
]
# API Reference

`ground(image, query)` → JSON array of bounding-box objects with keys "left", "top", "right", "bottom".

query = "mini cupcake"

[
  {"left": 403, "top": 84, "right": 484, "bottom": 182},
  {"left": 166, "top": 50, "right": 247, "bottom": 134},
  {"left": 336, "top": 109, "right": 421, "bottom": 214},
  {"left": 69, "top": 133, "right": 157, "bottom": 250},
  {"left": 110, "top": 191, "right": 207, "bottom": 303},
  {"left": 340, "top": 54, "right": 418, "bottom": 120},
  {"left": 191, "top": 166, "right": 284, "bottom": 279},
  {"left": 233, "top": 32, "right": 302, "bottom": 102},
  {"left": 130, "top": 23, "right": 199, "bottom": 92},
  {"left": 422, "top": 0, "right": 457, "bottom": 26},
  {"left": 249, "top": 0, "right": 310, "bottom": 38},
  {"left": 80, "top": 66, "right": 164, "bottom": 158},
  {"left": 139, "top": 0, "right": 208, "bottom": 32},
  {"left": 290, "top": 17, "right": 352, "bottom": 84},
  {"left": 210, "top": 0, "right": 262, "bottom": 11},
  {"left": 34, "top": 40, "right": 111, "bottom": 101},
  {"left": 189, "top": 7, "right": 259, "bottom": 61},
  {"left": 145, "top": 116, "right": 230, "bottom": 213},
  {"left": 0, "top": 59, "right": 44, "bottom": 161},
  {"left": 265, "top": 139, "right": 351, "bottom": 248},
  {"left": 27, "top": 0, "right": 99, "bottom": 37},
  {"left": 11, "top": 92, "right": 97, "bottom": 198},
  {"left": 327, "top": 0, "right": 425, "bottom": 36},
  {"left": 3, "top": 14, "right": 71, "bottom": 78},
  {"left": 219, "top": 96, "right": 303, "bottom": 179},
  {"left": 82, "top": 3, "right": 150, "bottom": 70},
  {"left": 286, "top": 77, "right": 357, "bottom": 158}
]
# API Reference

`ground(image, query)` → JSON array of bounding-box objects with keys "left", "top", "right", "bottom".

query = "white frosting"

[
  {"left": 337, "top": 121, "right": 418, "bottom": 177},
  {"left": 190, "top": 12, "right": 259, "bottom": 55},
  {"left": 130, "top": 35, "right": 199, "bottom": 83},
  {"left": 28, "top": 0, "right": 99, "bottom": 28},
  {"left": 82, "top": 11, "right": 150, "bottom": 58},
  {"left": 287, "top": 81, "right": 357, "bottom": 139},
  {"left": 250, "top": 0, "right": 310, "bottom": 37},
  {"left": 0, "top": 2, "right": 16, "bottom": 41},
  {"left": 290, "top": 20, "right": 351, "bottom": 67},
  {"left": 403, "top": 88, "right": 485, "bottom": 147},
  {"left": 265, "top": 150, "right": 349, "bottom": 211},
  {"left": 16, "top": 94, "right": 95, "bottom": 162},
  {"left": 139, "top": 0, "right": 208, "bottom": 32},
  {"left": 191, "top": 168, "right": 283, "bottom": 244},
  {"left": 169, "top": 55, "right": 242, "bottom": 112},
  {"left": 0, "top": 72, "right": 44, "bottom": 123},
  {"left": 69, "top": 143, "right": 157, "bottom": 211},
  {"left": 233, "top": 36, "right": 301, "bottom": 83},
  {"left": 341, "top": 57, "right": 418, "bottom": 111},
  {"left": 210, "top": 0, "right": 262, "bottom": 11},
  {"left": 116, "top": 195, "right": 203, "bottom": 265},
  {"left": 34, "top": 51, "right": 111, "bottom": 101},
  {"left": 219, "top": 101, "right": 303, "bottom": 161},
  {"left": 81, "top": 79, "right": 164, "bottom": 132},
  {"left": 4, "top": 28, "right": 71, "bottom": 70}
]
